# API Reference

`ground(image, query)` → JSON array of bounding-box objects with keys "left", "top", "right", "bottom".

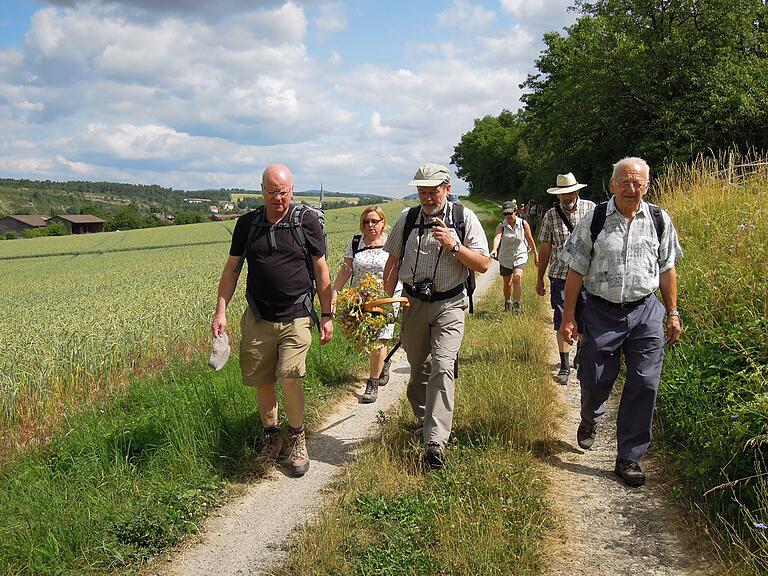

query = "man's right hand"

[
  {"left": 535, "top": 278, "right": 546, "bottom": 296},
  {"left": 212, "top": 312, "right": 226, "bottom": 337},
  {"left": 560, "top": 318, "right": 578, "bottom": 346}
]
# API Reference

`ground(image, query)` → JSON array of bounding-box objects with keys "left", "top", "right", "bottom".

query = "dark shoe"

[
  {"left": 554, "top": 367, "right": 570, "bottom": 385},
  {"left": 287, "top": 428, "right": 310, "bottom": 477},
  {"left": 504, "top": 301, "right": 511, "bottom": 312},
  {"left": 425, "top": 442, "right": 445, "bottom": 470},
  {"left": 512, "top": 301, "right": 521, "bottom": 314},
  {"left": 377, "top": 359, "right": 391, "bottom": 386},
  {"left": 576, "top": 423, "right": 597, "bottom": 449},
  {"left": 614, "top": 458, "right": 646, "bottom": 487},
  {"left": 361, "top": 378, "right": 378, "bottom": 403}
]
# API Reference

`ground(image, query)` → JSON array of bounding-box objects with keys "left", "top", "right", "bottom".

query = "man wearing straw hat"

[
  {"left": 559, "top": 157, "right": 683, "bottom": 487},
  {"left": 536, "top": 173, "right": 595, "bottom": 384},
  {"left": 383, "top": 163, "right": 490, "bottom": 470}
]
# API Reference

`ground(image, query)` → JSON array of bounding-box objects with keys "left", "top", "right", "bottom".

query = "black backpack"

[
  {"left": 235, "top": 204, "right": 326, "bottom": 327},
  {"left": 589, "top": 201, "right": 664, "bottom": 250},
  {"left": 400, "top": 203, "right": 477, "bottom": 313}
]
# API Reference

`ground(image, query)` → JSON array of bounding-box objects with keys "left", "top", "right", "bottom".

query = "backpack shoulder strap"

[
  {"left": 235, "top": 206, "right": 265, "bottom": 273},
  {"left": 399, "top": 206, "right": 421, "bottom": 264},
  {"left": 554, "top": 202, "right": 574, "bottom": 232},
  {"left": 589, "top": 201, "right": 609, "bottom": 246},
  {"left": 451, "top": 203, "right": 466, "bottom": 243},
  {"left": 647, "top": 203, "right": 665, "bottom": 242},
  {"left": 289, "top": 204, "right": 308, "bottom": 253},
  {"left": 351, "top": 234, "right": 363, "bottom": 256}
]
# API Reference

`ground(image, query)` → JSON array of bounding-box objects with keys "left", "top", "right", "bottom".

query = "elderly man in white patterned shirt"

[{"left": 559, "top": 157, "right": 683, "bottom": 487}]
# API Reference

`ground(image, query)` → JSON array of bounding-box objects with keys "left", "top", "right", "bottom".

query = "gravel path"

[
  {"left": 542, "top": 333, "right": 721, "bottom": 575},
  {"left": 155, "top": 265, "right": 720, "bottom": 575},
  {"left": 155, "top": 265, "right": 499, "bottom": 576}
]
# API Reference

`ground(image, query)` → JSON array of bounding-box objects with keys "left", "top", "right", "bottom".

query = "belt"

[
  {"left": 588, "top": 292, "right": 651, "bottom": 310},
  {"left": 404, "top": 282, "right": 465, "bottom": 302}
]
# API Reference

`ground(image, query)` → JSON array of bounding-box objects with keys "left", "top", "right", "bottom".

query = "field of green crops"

[{"left": 0, "top": 201, "right": 411, "bottom": 455}]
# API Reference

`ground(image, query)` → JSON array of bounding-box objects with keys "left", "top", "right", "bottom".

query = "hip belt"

[
  {"left": 588, "top": 292, "right": 651, "bottom": 311},
  {"left": 404, "top": 282, "right": 464, "bottom": 303}
]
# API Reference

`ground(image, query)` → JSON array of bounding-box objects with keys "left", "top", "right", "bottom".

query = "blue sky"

[{"left": 0, "top": 1, "right": 579, "bottom": 197}]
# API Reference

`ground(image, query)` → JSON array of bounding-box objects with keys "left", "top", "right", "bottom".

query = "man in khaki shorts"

[
  {"left": 383, "top": 163, "right": 490, "bottom": 469},
  {"left": 211, "top": 164, "right": 333, "bottom": 477}
]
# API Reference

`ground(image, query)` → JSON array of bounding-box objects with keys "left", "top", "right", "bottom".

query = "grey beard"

[
  {"left": 421, "top": 201, "right": 447, "bottom": 216},
  {"left": 561, "top": 199, "right": 577, "bottom": 211}
]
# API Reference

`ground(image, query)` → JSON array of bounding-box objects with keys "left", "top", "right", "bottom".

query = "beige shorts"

[{"left": 239, "top": 308, "right": 313, "bottom": 386}]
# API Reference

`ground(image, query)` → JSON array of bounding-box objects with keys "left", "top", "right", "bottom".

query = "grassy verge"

[
  {"left": 653, "top": 153, "right": 768, "bottom": 572},
  {"left": 276, "top": 279, "right": 559, "bottom": 575},
  {"left": 0, "top": 333, "right": 364, "bottom": 575}
]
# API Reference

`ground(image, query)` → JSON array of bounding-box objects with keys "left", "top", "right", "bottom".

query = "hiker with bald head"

[
  {"left": 536, "top": 172, "right": 595, "bottom": 383},
  {"left": 559, "top": 157, "right": 683, "bottom": 487},
  {"left": 382, "top": 163, "right": 490, "bottom": 470},
  {"left": 211, "top": 163, "right": 334, "bottom": 478}
]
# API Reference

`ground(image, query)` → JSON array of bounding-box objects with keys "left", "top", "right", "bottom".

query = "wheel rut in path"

[{"left": 541, "top": 330, "right": 722, "bottom": 575}]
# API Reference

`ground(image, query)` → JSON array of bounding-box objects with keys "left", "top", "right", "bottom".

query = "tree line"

[{"left": 452, "top": 0, "right": 768, "bottom": 202}]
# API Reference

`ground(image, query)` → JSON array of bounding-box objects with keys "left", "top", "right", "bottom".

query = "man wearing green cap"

[{"left": 383, "top": 163, "right": 490, "bottom": 470}]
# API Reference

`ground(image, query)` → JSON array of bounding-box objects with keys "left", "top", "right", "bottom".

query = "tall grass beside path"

[
  {"left": 277, "top": 279, "right": 560, "bottom": 575},
  {"left": 653, "top": 152, "right": 768, "bottom": 571}
]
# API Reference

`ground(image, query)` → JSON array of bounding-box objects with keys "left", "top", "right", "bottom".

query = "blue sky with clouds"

[{"left": 0, "top": 1, "right": 579, "bottom": 197}]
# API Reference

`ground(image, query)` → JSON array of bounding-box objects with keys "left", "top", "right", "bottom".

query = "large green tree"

[{"left": 450, "top": 109, "right": 529, "bottom": 199}]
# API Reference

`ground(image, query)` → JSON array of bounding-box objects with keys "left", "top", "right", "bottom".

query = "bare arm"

[
  {"left": 331, "top": 257, "right": 354, "bottom": 312},
  {"left": 523, "top": 220, "right": 538, "bottom": 266},
  {"left": 212, "top": 255, "right": 242, "bottom": 336},
  {"left": 490, "top": 224, "right": 502, "bottom": 259},
  {"left": 383, "top": 253, "right": 400, "bottom": 297},
  {"left": 536, "top": 241, "right": 552, "bottom": 296},
  {"left": 659, "top": 266, "right": 682, "bottom": 345},
  {"left": 559, "top": 267, "right": 584, "bottom": 346},
  {"left": 312, "top": 254, "right": 334, "bottom": 345}
]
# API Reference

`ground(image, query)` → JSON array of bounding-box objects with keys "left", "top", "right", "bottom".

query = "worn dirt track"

[
  {"left": 155, "top": 262, "right": 721, "bottom": 575},
  {"left": 541, "top": 330, "right": 721, "bottom": 575}
]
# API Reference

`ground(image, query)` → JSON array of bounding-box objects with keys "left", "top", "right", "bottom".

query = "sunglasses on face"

[{"left": 364, "top": 218, "right": 382, "bottom": 225}]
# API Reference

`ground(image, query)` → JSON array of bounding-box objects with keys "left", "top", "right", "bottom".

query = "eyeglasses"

[
  {"left": 504, "top": 212, "right": 516, "bottom": 216},
  {"left": 617, "top": 179, "right": 649, "bottom": 189},
  {"left": 262, "top": 188, "right": 291, "bottom": 197},
  {"left": 363, "top": 218, "right": 382, "bottom": 226}
]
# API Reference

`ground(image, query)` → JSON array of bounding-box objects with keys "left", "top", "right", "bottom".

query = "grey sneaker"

[
  {"left": 257, "top": 428, "right": 283, "bottom": 462},
  {"left": 425, "top": 442, "right": 445, "bottom": 470},
  {"left": 287, "top": 428, "right": 310, "bottom": 477},
  {"left": 377, "top": 359, "right": 391, "bottom": 386},
  {"left": 554, "top": 367, "right": 570, "bottom": 384},
  {"left": 361, "top": 378, "right": 378, "bottom": 403}
]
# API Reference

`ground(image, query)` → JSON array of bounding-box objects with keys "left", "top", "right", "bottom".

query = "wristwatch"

[
  {"left": 666, "top": 310, "right": 680, "bottom": 317},
  {"left": 321, "top": 312, "right": 334, "bottom": 319},
  {"left": 450, "top": 241, "right": 461, "bottom": 254}
]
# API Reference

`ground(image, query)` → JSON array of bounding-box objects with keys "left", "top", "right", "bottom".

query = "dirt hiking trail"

[{"left": 155, "top": 264, "right": 721, "bottom": 575}]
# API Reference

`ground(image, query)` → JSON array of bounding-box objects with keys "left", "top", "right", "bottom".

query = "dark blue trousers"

[{"left": 577, "top": 294, "right": 666, "bottom": 462}]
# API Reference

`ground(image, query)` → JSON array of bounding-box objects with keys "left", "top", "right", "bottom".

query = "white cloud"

[
  {"left": 313, "top": 2, "right": 347, "bottom": 38},
  {"left": 438, "top": 0, "right": 496, "bottom": 31},
  {"left": 369, "top": 112, "right": 392, "bottom": 137},
  {"left": 55, "top": 154, "right": 91, "bottom": 173},
  {"left": 15, "top": 100, "right": 45, "bottom": 111},
  {"left": 500, "top": 0, "right": 576, "bottom": 29}
]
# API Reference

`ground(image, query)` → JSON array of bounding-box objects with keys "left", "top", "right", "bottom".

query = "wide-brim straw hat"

[{"left": 546, "top": 172, "right": 587, "bottom": 195}]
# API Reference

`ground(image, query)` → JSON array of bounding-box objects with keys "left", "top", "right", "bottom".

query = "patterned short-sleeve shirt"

[
  {"left": 560, "top": 197, "right": 683, "bottom": 303},
  {"left": 538, "top": 198, "right": 596, "bottom": 280}
]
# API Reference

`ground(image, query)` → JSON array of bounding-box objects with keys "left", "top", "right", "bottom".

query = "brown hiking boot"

[
  {"left": 257, "top": 428, "right": 283, "bottom": 462},
  {"left": 287, "top": 428, "right": 310, "bottom": 477}
]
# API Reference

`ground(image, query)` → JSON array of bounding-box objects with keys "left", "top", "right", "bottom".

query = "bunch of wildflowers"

[{"left": 335, "top": 273, "right": 393, "bottom": 353}]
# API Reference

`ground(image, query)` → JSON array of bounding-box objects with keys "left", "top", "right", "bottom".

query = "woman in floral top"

[{"left": 332, "top": 206, "right": 402, "bottom": 404}]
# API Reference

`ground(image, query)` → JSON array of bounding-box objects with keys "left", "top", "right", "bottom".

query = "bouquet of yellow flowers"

[{"left": 335, "top": 273, "right": 395, "bottom": 353}]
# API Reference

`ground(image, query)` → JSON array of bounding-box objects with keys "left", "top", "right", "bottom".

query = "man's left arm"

[
  {"left": 659, "top": 267, "right": 682, "bottom": 345},
  {"left": 311, "top": 254, "right": 334, "bottom": 344}
]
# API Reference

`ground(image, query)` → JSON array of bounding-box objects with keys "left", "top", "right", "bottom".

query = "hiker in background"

[
  {"left": 527, "top": 199, "right": 540, "bottom": 236},
  {"left": 382, "top": 163, "right": 490, "bottom": 470},
  {"left": 211, "top": 163, "right": 334, "bottom": 478},
  {"left": 331, "top": 206, "right": 402, "bottom": 404},
  {"left": 560, "top": 157, "right": 683, "bottom": 487},
  {"left": 490, "top": 200, "right": 538, "bottom": 313},
  {"left": 536, "top": 172, "right": 595, "bottom": 384}
]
